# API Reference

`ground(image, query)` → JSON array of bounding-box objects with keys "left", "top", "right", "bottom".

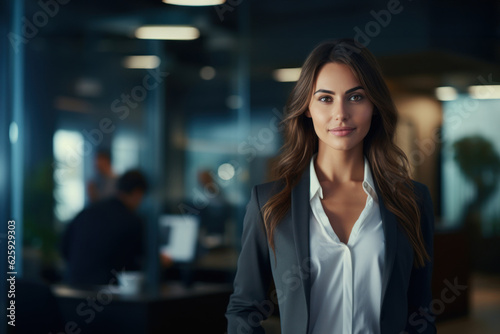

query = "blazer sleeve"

[
  {"left": 226, "top": 186, "right": 273, "bottom": 334},
  {"left": 405, "top": 183, "right": 437, "bottom": 333}
]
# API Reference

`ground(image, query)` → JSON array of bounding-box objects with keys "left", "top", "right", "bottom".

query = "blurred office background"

[{"left": 1, "top": 0, "right": 500, "bottom": 333}]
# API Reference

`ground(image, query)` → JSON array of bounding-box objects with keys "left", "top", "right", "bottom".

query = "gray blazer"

[{"left": 226, "top": 166, "right": 436, "bottom": 334}]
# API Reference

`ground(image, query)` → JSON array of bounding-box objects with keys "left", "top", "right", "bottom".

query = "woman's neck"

[{"left": 314, "top": 145, "right": 364, "bottom": 185}]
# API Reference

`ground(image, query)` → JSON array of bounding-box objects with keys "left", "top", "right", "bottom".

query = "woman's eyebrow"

[{"left": 314, "top": 86, "right": 364, "bottom": 95}]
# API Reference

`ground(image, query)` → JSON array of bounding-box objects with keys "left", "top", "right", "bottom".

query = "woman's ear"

[{"left": 305, "top": 109, "right": 311, "bottom": 118}]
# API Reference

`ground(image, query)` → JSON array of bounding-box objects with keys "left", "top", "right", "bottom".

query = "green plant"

[{"left": 23, "top": 160, "right": 58, "bottom": 264}]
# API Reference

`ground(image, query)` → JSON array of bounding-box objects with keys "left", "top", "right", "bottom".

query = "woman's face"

[{"left": 306, "top": 62, "right": 374, "bottom": 154}]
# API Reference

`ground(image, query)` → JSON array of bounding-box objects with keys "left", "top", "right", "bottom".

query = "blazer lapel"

[
  {"left": 290, "top": 167, "right": 312, "bottom": 324},
  {"left": 374, "top": 183, "right": 398, "bottom": 307}
]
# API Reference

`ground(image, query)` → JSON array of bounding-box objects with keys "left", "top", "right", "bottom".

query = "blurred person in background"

[
  {"left": 62, "top": 169, "right": 147, "bottom": 286},
  {"left": 197, "top": 169, "right": 231, "bottom": 249},
  {"left": 226, "top": 39, "right": 436, "bottom": 334},
  {"left": 87, "top": 149, "right": 117, "bottom": 203}
]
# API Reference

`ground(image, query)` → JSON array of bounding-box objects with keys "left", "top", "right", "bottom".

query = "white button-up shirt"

[{"left": 308, "top": 155, "right": 385, "bottom": 334}]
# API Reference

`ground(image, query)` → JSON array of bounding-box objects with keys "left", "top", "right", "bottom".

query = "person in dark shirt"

[{"left": 62, "top": 169, "right": 148, "bottom": 286}]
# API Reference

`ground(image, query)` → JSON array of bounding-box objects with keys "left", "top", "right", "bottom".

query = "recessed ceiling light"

[
  {"left": 226, "top": 95, "right": 242, "bottom": 109},
  {"left": 163, "top": 0, "right": 226, "bottom": 6},
  {"left": 135, "top": 25, "right": 200, "bottom": 40},
  {"left": 435, "top": 86, "right": 458, "bottom": 101},
  {"left": 200, "top": 66, "right": 216, "bottom": 80},
  {"left": 272, "top": 68, "right": 302, "bottom": 82},
  {"left": 122, "top": 55, "right": 161, "bottom": 69},
  {"left": 75, "top": 78, "right": 102, "bottom": 97},
  {"left": 468, "top": 85, "right": 500, "bottom": 99}
]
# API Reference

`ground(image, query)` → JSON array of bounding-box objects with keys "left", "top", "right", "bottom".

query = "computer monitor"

[{"left": 159, "top": 214, "right": 200, "bottom": 263}]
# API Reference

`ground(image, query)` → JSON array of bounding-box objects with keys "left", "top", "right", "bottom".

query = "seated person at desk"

[{"left": 62, "top": 169, "right": 147, "bottom": 286}]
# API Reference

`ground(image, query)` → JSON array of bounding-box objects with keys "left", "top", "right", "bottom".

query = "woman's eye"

[
  {"left": 319, "top": 96, "right": 333, "bottom": 103},
  {"left": 349, "top": 94, "right": 363, "bottom": 102}
]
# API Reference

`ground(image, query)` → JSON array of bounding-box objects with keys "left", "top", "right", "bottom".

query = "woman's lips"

[{"left": 330, "top": 127, "right": 355, "bottom": 136}]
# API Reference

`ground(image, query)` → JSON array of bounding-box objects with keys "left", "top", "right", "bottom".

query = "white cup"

[{"left": 117, "top": 271, "right": 144, "bottom": 295}]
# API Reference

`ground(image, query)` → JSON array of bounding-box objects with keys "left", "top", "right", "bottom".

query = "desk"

[{"left": 52, "top": 282, "right": 232, "bottom": 334}]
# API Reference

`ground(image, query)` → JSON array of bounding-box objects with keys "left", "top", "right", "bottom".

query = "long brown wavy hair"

[{"left": 262, "top": 39, "right": 430, "bottom": 268}]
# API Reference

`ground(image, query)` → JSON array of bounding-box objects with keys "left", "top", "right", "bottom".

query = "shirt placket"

[
  {"left": 313, "top": 191, "right": 354, "bottom": 333},
  {"left": 342, "top": 244, "right": 353, "bottom": 334}
]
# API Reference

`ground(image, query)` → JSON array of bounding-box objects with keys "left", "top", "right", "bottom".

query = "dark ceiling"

[
  {"left": 22, "top": 0, "right": 500, "bottom": 112},
  {"left": 29, "top": 0, "right": 500, "bottom": 68}
]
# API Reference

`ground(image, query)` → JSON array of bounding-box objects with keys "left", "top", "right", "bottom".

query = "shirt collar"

[
  {"left": 309, "top": 154, "right": 378, "bottom": 202},
  {"left": 309, "top": 155, "right": 323, "bottom": 200},
  {"left": 362, "top": 157, "right": 378, "bottom": 202}
]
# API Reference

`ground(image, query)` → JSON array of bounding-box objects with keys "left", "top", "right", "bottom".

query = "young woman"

[{"left": 226, "top": 39, "right": 436, "bottom": 334}]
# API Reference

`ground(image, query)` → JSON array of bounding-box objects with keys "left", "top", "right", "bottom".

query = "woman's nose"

[{"left": 333, "top": 100, "right": 348, "bottom": 121}]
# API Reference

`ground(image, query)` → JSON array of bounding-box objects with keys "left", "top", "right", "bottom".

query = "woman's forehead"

[{"left": 314, "top": 63, "right": 360, "bottom": 92}]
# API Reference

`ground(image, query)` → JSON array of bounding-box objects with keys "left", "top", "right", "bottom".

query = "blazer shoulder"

[
  {"left": 411, "top": 179, "right": 428, "bottom": 192},
  {"left": 410, "top": 180, "right": 431, "bottom": 203},
  {"left": 253, "top": 179, "right": 285, "bottom": 208}
]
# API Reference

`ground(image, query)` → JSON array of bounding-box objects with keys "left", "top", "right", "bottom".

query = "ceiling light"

[
  {"left": 468, "top": 85, "right": 500, "bottom": 99},
  {"left": 200, "top": 66, "right": 216, "bottom": 80},
  {"left": 135, "top": 25, "right": 200, "bottom": 40},
  {"left": 226, "top": 95, "right": 242, "bottom": 109},
  {"left": 122, "top": 55, "right": 161, "bottom": 69},
  {"left": 273, "top": 68, "right": 302, "bottom": 82},
  {"left": 163, "top": 0, "right": 225, "bottom": 6},
  {"left": 75, "top": 78, "right": 102, "bottom": 97},
  {"left": 435, "top": 86, "right": 458, "bottom": 101}
]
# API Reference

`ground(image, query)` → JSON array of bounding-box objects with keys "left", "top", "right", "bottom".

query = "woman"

[{"left": 226, "top": 39, "right": 436, "bottom": 334}]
